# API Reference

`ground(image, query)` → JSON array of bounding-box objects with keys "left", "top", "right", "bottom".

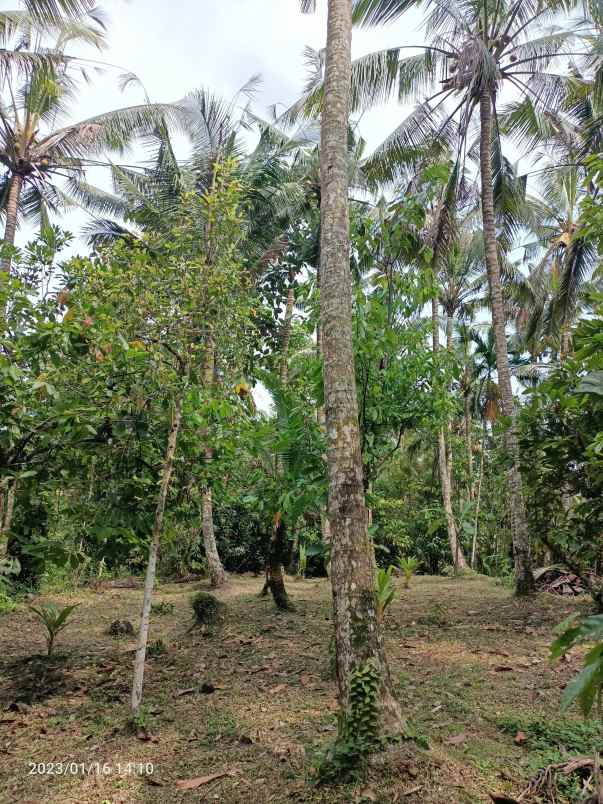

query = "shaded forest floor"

[{"left": 0, "top": 573, "right": 601, "bottom": 803}]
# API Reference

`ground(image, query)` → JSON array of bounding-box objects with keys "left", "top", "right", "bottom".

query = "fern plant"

[
  {"left": 551, "top": 614, "right": 603, "bottom": 717},
  {"left": 399, "top": 557, "right": 419, "bottom": 589},
  {"left": 29, "top": 602, "right": 80, "bottom": 656},
  {"left": 375, "top": 566, "right": 396, "bottom": 623}
]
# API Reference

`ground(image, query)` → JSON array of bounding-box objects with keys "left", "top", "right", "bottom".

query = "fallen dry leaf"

[
  {"left": 175, "top": 770, "right": 236, "bottom": 790},
  {"left": 514, "top": 731, "right": 527, "bottom": 745}
]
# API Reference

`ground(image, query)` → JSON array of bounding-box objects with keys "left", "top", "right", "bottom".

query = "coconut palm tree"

[
  {"left": 25, "top": 0, "right": 94, "bottom": 24},
  {"left": 346, "top": 0, "right": 588, "bottom": 594},
  {"left": 503, "top": 94, "right": 601, "bottom": 359},
  {"left": 0, "top": 18, "right": 179, "bottom": 273},
  {"left": 300, "top": 0, "right": 403, "bottom": 736}
]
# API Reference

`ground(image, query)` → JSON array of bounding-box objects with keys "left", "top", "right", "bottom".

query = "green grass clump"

[{"left": 497, "top": 714, "right": 603, "bottom": 757}]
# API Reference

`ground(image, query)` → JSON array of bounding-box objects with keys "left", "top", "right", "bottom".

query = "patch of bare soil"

[{"left": 0, "top": 574, "right": 597, "bottom": 803}]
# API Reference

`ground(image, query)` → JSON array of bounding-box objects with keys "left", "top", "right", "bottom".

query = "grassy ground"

[{"left": 0, "top": 573, "right": 600, "bottom": 803}]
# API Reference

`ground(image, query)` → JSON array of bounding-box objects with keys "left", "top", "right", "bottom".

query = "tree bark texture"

[
  {"left": 479, "top": 89, "right": 534, "bottom": 595},
  {"left": 2, "top": 174, "right": 23, "bottom": 275}
]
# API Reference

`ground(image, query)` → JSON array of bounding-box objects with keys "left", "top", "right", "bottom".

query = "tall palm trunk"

[
  {"left": 464, "top": 394, "right": 473, "bottom": 501},
  {"left": 320, "top": 0, "right": 401, "bottom": 729},
  {"left": 479, "top": 88, "right": 534, "bottom": 595},
  {"left": 201, "top": 338, "right": 226, "bottom": 588},
  {"left": 131, "top": 395, "right": 183, "bottom": 715},
  {"left": 280, "top": 272, "right": 295, "bottom": 386},
  {"left": 471, "top": 424, "right": 487, "bottom": 568},
  {"left": 263, "top": 276, "right": 296, "bottom": 607},
  {"left": 316, "top": 264, "right": 332, "bottom": 575},
  {"left": 432, "top": 298, "right": 467, "bottom": 570},
  {"left": 1, "top": 174, "right": 23, "bottom": 274}
]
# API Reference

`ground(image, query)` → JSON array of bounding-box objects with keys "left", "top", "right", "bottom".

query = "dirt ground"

[{"left": 0, "top": 573, "right": 600, "bottom": 804}]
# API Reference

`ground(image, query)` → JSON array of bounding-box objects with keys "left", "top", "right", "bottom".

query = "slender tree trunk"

[
  {"left": 282, "top": 275, "right": 298, "bottom": 576},
  {"left": 464, "top": 394, "right": 473, "bottom": 501},
  {"left": 2, "top": 174, "right": 23, "bottom": 274},
  {"left": 432, "top": 299, "right": 467, "bottom": 570},
  {"left": 320, "top": 0, "right": 402, "bottom": 730},
  {"left": 264, "top": 514, "right": 291, "bottom": 609},
  {"left": 479, "top": 89, "right": 535, "bottom": 595},
  {"left": 131, "top": 396, "right": 183, "bottom": 716},
  {"left": 1, "top": 480, "right": 16, "bottom": 556},
  {"left": 202, "top": 487, "right": 226, "bottom": 587},
  {"left": 201, "top": 338, "right": 226, "bottom": 588},
  {"left": 471, "top": 425, "right": 486, "bottom": 569},
  {"left": 262, "top": 275, "right": 297, "bottom": 602},
  {"left": 280, "top": 272, "right": 295, "bottom": 386}
]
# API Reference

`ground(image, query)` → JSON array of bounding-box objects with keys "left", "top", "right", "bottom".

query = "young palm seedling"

[
  {"left": 399, "top": 557, "right": 419, "bottom": 590},
  {"left": 29, "top": 602, "right": 80, "bottom": 656}
]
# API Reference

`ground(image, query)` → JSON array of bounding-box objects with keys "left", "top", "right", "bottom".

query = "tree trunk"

[
  {"left": 471, "top": 426, "right": 486, "bottom": 569},
  {"left": 432, "top": 298, "right": 467, "bottom": 570},
  {"left": 280, "top": 272, "right": 295, "bottom": 385},
  {"left": 320, "top": 0, "right": 402, "bottom": 731},
  {"left": 264, "top": 514, "right": 291, "bottom": 609},
  {"left": 1, "top": 174, "right": 23, "bottom": 274},
  {"left": 201, "top": 338, "right": 226, "bottom": 588},
  {"left": 202, "top": 487, "right": 226, "bottom": 587},
  {"left": 0, "top": 480, "right": 15, "bottom": 558},
  {"left": 464, "top": 393, "right": 473, "bottom": 502},
  {"left": 479, "top": 88, "right": 535, "bottom": 596},
  {"left": 316, "top": 265, "right": 332, "bottom": 577},
  {"left": 131, "top": 395, "right": 183, "bottom": 716}
]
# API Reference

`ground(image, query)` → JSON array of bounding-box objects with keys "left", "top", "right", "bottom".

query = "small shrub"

[
  {"left": 419, "top": 602, "right": 449, "bottom": 627},
  {"left": 151, "top": 601, "right": 174, "bottom": 616},
  {"left": 29, "top": 602, "right": 80, "bottom": 655},
  {"left": 0, "top": 590, "right": 17, "bottom": 614},
  {"left": 147, "top": 639, "right": 167, "bottom": 658},
  {"left": 399, "top": 557, "right": 419, "bottom": 589},
  {"left": 108, "top": 620, "right": 134, "bottom": 638},
  {"left": 191, "top": 592, "right": 224, "bottom": 626}
]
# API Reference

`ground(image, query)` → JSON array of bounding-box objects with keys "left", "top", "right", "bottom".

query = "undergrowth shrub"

[{"left": 191, "top": 592, "right": 225, "bottom": 627}]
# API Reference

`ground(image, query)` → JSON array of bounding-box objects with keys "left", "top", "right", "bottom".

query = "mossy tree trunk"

[{"left": 318, "top": 0, "right": 402, "bottom": 731}]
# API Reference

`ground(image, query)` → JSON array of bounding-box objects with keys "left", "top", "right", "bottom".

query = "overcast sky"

[{"left": 6, "top": 0, "right": 427, "bottom": 246}]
